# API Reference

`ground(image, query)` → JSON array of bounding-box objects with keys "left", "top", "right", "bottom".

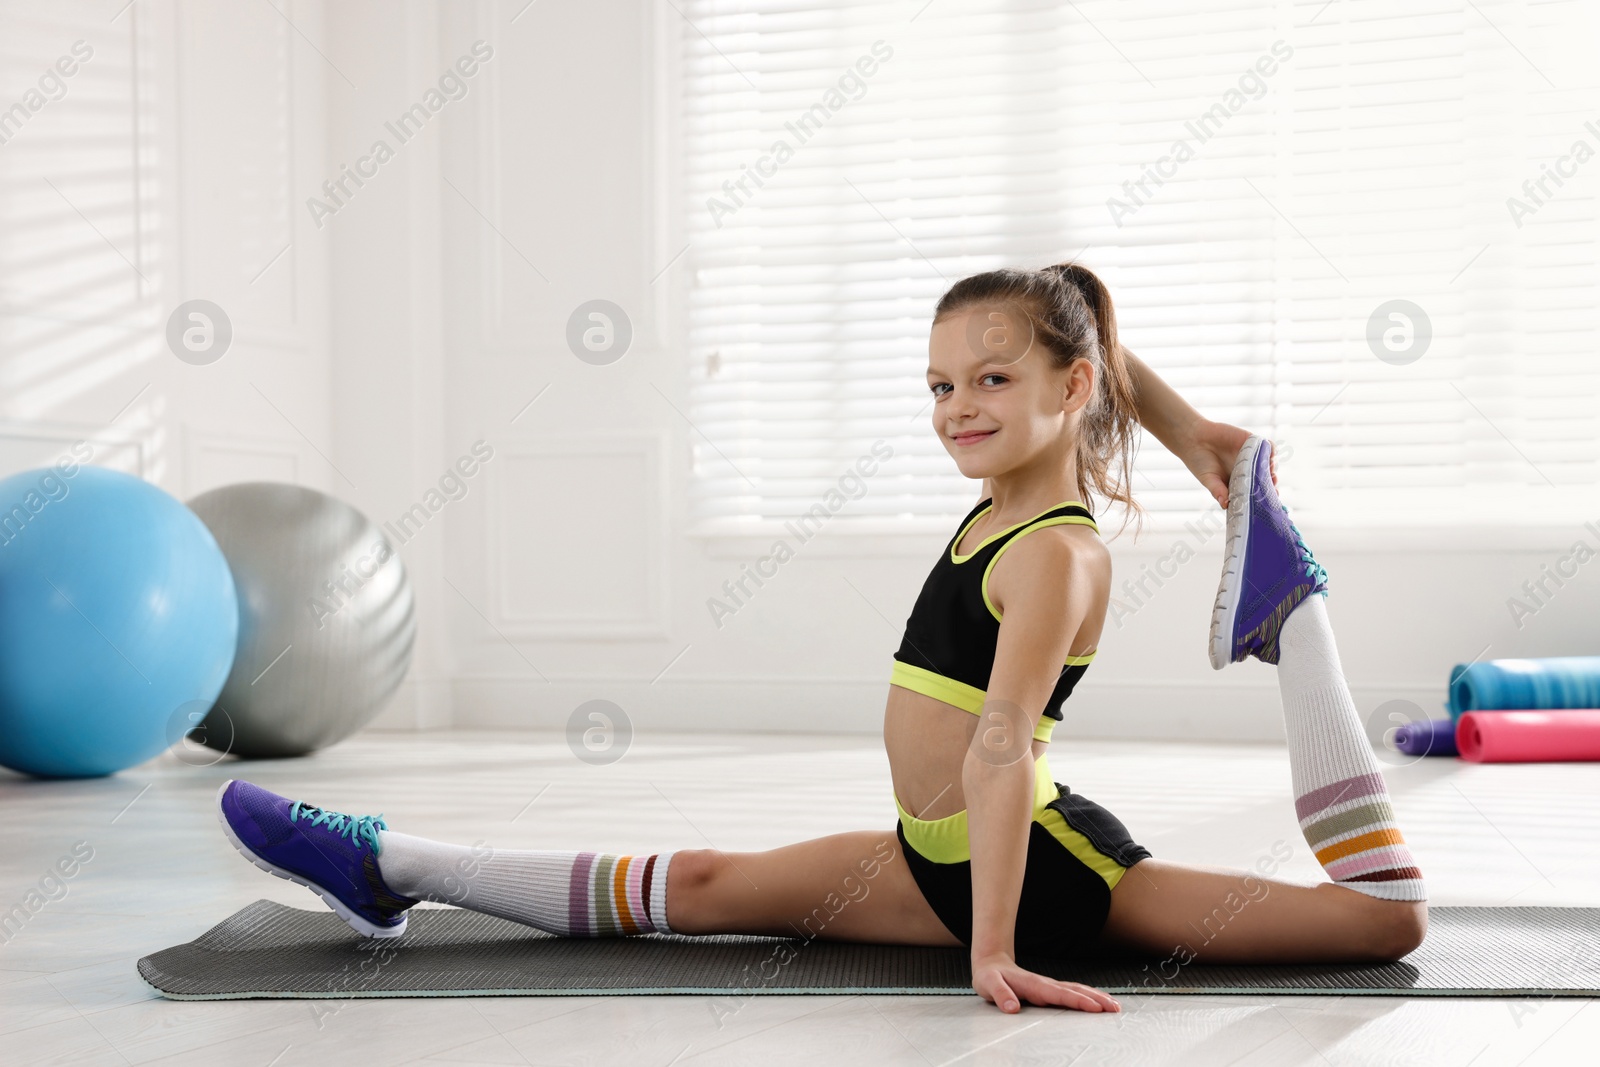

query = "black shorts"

[{"left": 895, "top": 760, "right": 1151, "bottom": 959}]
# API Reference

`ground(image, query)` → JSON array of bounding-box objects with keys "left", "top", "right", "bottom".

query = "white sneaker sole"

[
  {"left": 213, "top": 780, "right": 407, "bottom": 940},
  {"left": 1208, "top": 435, "right": 1266, "bottom": 671}
]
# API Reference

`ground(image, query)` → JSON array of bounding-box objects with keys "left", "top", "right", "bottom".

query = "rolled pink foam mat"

[{"left": 1456, "top": 710, "right": 1600, "bottom": 763}]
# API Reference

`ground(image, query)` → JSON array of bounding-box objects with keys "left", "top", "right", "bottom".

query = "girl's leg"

[
  {"left": 1115, "top": 433, "right": 1428, "bottom": 964},
  {"left": 379, "top": 827, "right": 961, "bottom": 946},
  {"left": 1274, "top": 594, "right": 1425, "bottom": 901},
  {"left": 1094, "top": 595, "right": 1434, "bottom": 964},
  {"left": 668, "top": 831, "right": 962, "bottom": 944},
  {"left": 1214, "top": 436, "right": 1425, "bottom": 904},
  {"left": 1100, "top": 858, "right": 1426, "bottom": 964}
]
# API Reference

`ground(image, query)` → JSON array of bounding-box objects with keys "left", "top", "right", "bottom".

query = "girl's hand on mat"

[
  {"left": 971, "top": 953, "right": 1121, "bottom": 1014},
  {"left": 1183, "top": 418, "right": 1276, "bottom": 509}
]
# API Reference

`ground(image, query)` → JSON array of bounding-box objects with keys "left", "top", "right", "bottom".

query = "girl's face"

[{"left": 926, "top": 303, "right": 1091, "bottom": 481}]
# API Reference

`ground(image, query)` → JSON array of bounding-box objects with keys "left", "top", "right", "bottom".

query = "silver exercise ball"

[{"left": 186, "top": 482, "right": 415, "bottom": 758}]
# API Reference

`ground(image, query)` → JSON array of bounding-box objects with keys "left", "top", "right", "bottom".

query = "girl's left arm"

[
  {"left": 963, "top": 529, "right": 1119, "bottom": 1014},
  {"left": 1121, "top": 347, "right": 1275, "bottom": 507}
]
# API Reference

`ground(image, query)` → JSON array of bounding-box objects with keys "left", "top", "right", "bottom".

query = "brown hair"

[{"left": 932, "top": 262, "right": 1142, "bottom": 530}]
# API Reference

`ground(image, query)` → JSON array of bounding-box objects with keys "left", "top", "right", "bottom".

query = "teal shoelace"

[
  {"left": 1282, "top": 505, "right": 1330, "bottom": 589},
  {"left": 290, "top": 801, "right": 389, "bottom": 853}
]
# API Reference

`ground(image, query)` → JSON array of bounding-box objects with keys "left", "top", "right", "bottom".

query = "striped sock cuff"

[
  {"left": 568, "top": 852, "right": 673, "bottom": 936},
  {"left": 1294, "top": 771, "right": 1389, "bottom": 823},
  {"left": 1298, "top": 773, "right": 1426, "bottom": 902},
  {"left": 1342, "top": 877, "right": 1427, "bottom": 902},
  {"left": 648, "top": 852, "right": 674, "bottom": 934}
]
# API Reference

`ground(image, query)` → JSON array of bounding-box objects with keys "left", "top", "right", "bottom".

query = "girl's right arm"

[{"left": 965, "top": 528, "right": 1120, "bottom": 1014}]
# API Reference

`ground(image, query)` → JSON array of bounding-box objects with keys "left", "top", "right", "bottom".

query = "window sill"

[{"left": 685, "top": 518, "right": 1600, "bottom": 558}]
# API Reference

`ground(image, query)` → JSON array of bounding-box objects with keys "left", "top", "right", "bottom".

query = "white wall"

[{"left": 7, "top": 2, "right": 1593, "bottom": 747}]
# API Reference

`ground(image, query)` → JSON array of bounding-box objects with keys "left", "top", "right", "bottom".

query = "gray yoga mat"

[{"left": 138, "top": 899, "right": 1600, "bottom": 1000}]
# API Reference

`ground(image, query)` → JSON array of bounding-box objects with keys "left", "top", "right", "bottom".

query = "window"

[{"left": 680, "top": 0, "right": 1600, "bottom": 536}]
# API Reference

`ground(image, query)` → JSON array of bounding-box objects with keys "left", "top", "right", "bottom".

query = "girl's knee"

[
  {"left": 667, "top": 849, "right": 721, "bottom": 894},
  {"left": 662, "top": 849, "right": 725, "bottom": 934},
  {"left": 1363, "top": 898, "right": 1427, "bottom": 960}
]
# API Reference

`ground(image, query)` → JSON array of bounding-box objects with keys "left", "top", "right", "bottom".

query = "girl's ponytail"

[{"left": 1042, "top": 262, "right": 1140, "bottom": 530}]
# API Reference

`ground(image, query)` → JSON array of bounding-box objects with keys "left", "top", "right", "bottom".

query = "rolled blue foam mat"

[
  {"left": 1449, "top": 657, "right": 1600, "bottom": 720},
  {"left": 1394, "top": 718, "right": 1458, "bottom": 757}
]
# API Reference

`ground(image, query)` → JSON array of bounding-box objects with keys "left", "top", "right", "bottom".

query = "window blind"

[
  {"left": 680, "top": 0, "right": 1600, "bottom": 535},
  {"left": 0, "top": 6, "right": 156, "bottom": 426}
]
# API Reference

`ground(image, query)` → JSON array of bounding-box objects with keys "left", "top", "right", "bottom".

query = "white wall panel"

[
  {"left": 181, "top": 426, "right": 301, "bottom": 498},
  {"left": 0, "top": 418, "right": 146, "bottom": 478}
]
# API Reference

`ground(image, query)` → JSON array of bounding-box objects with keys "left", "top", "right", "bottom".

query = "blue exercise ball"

[{"left": 0, "top": 465, "right": 239, "bottom": 778}]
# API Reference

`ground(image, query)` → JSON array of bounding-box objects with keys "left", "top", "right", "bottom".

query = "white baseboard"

[{"left": 441, "top": 676, "right": 1449, "bottom": 744}]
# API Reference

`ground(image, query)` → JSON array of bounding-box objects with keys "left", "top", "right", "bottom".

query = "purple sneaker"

[
  {"left": 1209, "top": 436, "right": 1329, "bottom": 668},
  {"left": 215, "top": 780, "right": 417, "bottom": 939}
]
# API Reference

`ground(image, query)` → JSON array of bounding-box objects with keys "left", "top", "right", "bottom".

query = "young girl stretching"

[{"left": 215, "top": 263, "right": 1427, "bottom": 1014}]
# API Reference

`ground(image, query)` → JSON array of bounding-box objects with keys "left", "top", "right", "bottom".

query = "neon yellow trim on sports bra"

[
  {"left": 890, "top": 659, "right": 1097, "bottom": 744},
  {"left": 890, "top": 660, "right": 985, "bottom": 713},
  {"left": 980, "top": 513, "right": 1101, "bottom": 623},
  {"left": 950, "top": 499, "right": 1095, "bottom": 564}
]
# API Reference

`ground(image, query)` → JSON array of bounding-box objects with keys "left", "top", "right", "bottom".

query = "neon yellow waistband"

[
  {"left": 895, "top": 752, "right": 1060, "bottom": 860},
  {"left": 889, "top": 660, "right": 1058, "bottom": 743},
  {"left": 893, "top": 751, "right": 1128, "bottom": 889}
]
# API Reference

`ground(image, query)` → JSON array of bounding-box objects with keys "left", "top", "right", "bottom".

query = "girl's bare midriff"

[{"left": 882, "top": 684, "right": 1049, "bottom": 823}]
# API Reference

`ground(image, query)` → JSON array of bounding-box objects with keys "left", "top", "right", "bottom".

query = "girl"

[{"left": 215, "top": 262, "right": 1427, "bottom": 1015}]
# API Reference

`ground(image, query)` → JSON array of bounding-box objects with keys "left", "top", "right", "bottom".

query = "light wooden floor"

[{"left": 2, "top": 729, "right": 1597, "bottom": 1066}]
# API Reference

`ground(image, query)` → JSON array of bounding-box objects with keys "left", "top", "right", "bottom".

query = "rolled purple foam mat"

[{"left": 1393, "top": 717, "right": 1458, "bottom": 757}]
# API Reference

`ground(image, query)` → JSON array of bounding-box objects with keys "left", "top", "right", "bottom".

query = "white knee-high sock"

[
  {"left": 1277, "top": 596, "right": 1426, "bottom": 901},
  {"left": 376, "top": 831, "right": 676, "bottom": 935}
]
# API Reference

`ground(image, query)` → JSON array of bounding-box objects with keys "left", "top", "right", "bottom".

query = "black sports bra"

[{"left": 889, "top": 497, "right": 1099, "bottom": 742}]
